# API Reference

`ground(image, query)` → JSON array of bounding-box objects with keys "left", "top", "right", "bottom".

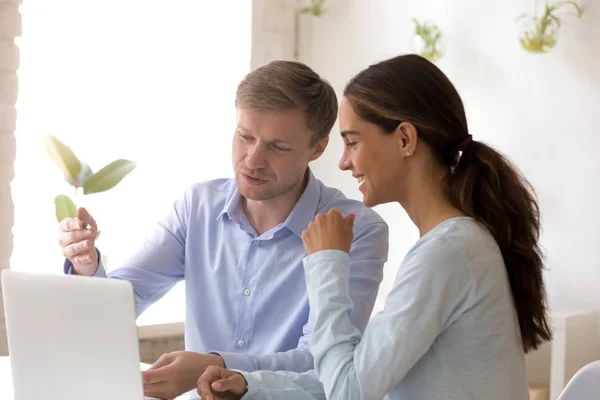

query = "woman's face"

[{"left": 338, "top": 97, "right": 409, "bottom": 207}]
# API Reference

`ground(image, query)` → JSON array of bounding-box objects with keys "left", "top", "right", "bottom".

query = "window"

[{"left": 11, "top": 0, "right": 251, "bottom": 326}]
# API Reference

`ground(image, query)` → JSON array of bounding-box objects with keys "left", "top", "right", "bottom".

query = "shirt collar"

[
  {"left": 218, "top": 180, "right": 243, "bottom": 223},
  {"left": 283, "top": 168, "right": 321, "bottom": 238},
  {"left": 217, "top": 169, "right": 321, "bottom": 238}
]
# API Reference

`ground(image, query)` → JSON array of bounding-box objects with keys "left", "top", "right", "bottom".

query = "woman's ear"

[{"left": 396, "top": 122, "right": 418, "bottom": 157}]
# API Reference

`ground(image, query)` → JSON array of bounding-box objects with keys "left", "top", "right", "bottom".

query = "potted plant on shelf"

[
  {"left": 411, "top": 18, "right": 445, "bottom": 63},
  {"left": 298, "top": 0, "right": 327, "bottom": 16},
  {"left": 517, "top": 0, "right": 583, "bottom": 54},
  {"left": 44, "top": 134, "right": 137, "bottom": 236}
]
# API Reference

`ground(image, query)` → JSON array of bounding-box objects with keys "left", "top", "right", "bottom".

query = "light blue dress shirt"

[
  {"left": 64, "top": 170, "right": 388, "bottom": 373},
  {"left": 239, "top": 217, "right": 530, "bottom": 399}
]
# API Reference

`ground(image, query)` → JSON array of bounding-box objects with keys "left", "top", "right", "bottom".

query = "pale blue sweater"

[{"left": 240, "top": 217, "right": 529, "bottom": 400}]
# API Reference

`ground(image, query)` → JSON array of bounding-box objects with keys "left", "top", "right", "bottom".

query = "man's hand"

[
  {"left": 58, "top": 207, "right": 99, "bottom": 276},
  {"left": 197, "top": 366, "right": 248, "bottom": 400},
  {"left": 142, "top": 351, "right": 225, "bottom": 399}
]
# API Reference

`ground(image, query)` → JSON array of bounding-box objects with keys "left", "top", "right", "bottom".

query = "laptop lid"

[{"left": 1, "top": 269, "right": 145, "bottom": 400}]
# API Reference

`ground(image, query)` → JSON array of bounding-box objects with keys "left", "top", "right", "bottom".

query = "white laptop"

[{"left": 1, "top": 269, "right": 189, "bottom": 400}]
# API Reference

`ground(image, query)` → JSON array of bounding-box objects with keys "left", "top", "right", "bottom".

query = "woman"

[{"left": 196, "top": 54, "right": 552, "bottom": 400}]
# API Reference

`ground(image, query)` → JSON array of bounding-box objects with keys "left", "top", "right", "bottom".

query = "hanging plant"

[
  {"left": 299, "top": 0, "right": 327, "bottom": 16},
  {"left": 517, "top": 0, "right": 583, "bottom": 54},
  {"left": 411, "top": 19, "right": 445, "bottom": 63}
]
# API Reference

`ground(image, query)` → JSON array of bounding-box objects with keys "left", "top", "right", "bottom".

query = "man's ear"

[{"left": 310, "top": 137, "right": 329, "bottom": 161}]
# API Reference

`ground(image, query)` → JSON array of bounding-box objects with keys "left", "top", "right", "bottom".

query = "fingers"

[
  {"left": 58, "top": 209, "right": 99, "bottom": 262},
  {"left": 344, "top": 212, "right": 356, "bottom": 228},
  {"left": 142, "top": 366, "right": 170, "bottom": 385},
  {"left": 142, "top": 355, "right": 173, "bottom": 385},
  {"left": 77, "top": 207, "right": 98, "bottom": 230},
  {"left": 61, "top": 240, "right": 95, "bottom": 260},
  {"left": 198, "top": 367, "right": 246, "bottom": 400},
  {"left": 326, "top": 207, "right": 343, "bottom": 217},
  {"left": 59, "top": 217, "right": 85, "bottom": 232},
  {"left": 148, "top": 353, "right": 174, "bottom": 371},
  {"left": 59, "top": 223, "right": 96, "bottom": 267},
  {"left": 197, "top": 366, "right": 222, "bottom": 400},
  {"left": 59, "top": 218, "right": 97, "bottom": 241},
  {"left": 143, "top": 381, "right": 172, "bottom": 399}
]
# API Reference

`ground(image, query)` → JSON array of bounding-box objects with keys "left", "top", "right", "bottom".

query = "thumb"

[
  {"left": 77, "top": 207, "right": 97, "bottom": 230},
  {"left": 212, "top": 375, "right": 244, "bottom": 393}
]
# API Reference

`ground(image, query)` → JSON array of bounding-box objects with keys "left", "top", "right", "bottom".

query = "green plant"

[
  {"left": 517, "top": 0, "right": 583, "bottom": 53},
  {"left": 44, "top": 134, "right": 137, "bottom": 227},
  {"left": 299, "top": 0, "right": 327, "bottom": 16},
  {"left": 412, "top": 19, "right": 444, "bottom": 62}
]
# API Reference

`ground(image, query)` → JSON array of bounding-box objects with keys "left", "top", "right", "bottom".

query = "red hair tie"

[{"left": 458, "top": 134, "right": 473, "bottom": 151}]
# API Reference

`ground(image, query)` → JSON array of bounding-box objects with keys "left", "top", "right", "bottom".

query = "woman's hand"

[
  {"left": 197, "top": 366, "right": 248, "bottom": 400},
  {"left": 302, "top": 208, "right": 355, "bottom": 255}
]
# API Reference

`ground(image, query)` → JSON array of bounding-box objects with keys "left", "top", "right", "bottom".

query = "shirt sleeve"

[
  {"left": 216, "top": 221, "right": 389, "bottom": 373},
  {"left": 240, "top": 369, "right": 326, "bottom": 400},
  {"left": 303, "top": 237, "right": 473, "bottom": 400},
  {"left": 63, "top": 192, "right": 189, "bottom": 318}
]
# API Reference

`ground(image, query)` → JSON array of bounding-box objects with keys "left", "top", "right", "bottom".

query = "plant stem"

[{"left": 74, "top": 186, "right": 79, "bottom": 211}]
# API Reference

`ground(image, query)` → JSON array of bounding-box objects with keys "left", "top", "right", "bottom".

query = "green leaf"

[
  {"left": 44, "top": 135, "right": 82, "bottom": 186},
  {"left": 82, "top": 159, "right": 137, "bottom": 195},
  {"left": 54, "top": 194, "right": 77, "bottom": 223}
]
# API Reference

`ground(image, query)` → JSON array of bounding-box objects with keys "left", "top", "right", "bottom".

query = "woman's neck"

[{"left": 399, "top": 169, "right": 465, "bottom": 237}]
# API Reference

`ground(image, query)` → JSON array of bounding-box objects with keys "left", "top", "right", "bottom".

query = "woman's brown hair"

[{"left": 344, "top": 54, "right": 551, "bottom": 352}]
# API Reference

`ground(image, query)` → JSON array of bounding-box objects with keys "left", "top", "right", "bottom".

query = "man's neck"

[{"left": 242, "top": 174, "right": 309, "bottom": 236}]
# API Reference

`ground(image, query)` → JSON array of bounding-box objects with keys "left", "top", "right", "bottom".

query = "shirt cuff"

[
  {"left": 63, "top": 248, "right": 107, "bottom": 278},
  {"left": 211, "top": 351, "right": 254, "bottom": 372},
  {"left": 302, "top": 249, "right": 350, "bottom": 271},
  {"left": 239, "top": 371, "right": 260, "bottom": 399}
]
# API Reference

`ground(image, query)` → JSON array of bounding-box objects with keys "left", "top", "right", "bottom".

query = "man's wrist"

[{"left": 205, "top": 353, "right": 225, "bottom": 368}]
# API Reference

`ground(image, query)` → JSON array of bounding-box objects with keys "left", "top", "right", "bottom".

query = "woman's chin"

[{"left": 361, "top": 194, "right": 377, "bottom": 208}]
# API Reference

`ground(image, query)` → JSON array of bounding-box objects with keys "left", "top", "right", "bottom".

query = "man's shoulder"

[
  {"left": 177, "top": 178, "right": 236, "bottom": 214},
  {"left": 183, "top": 178, "right": 234, "bottom": 199},
  {"left": 316, "top": 181, "right": 387, "bottom": 231}
]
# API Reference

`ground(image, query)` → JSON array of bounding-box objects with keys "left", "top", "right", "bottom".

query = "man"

[{"left": 58, "top": 60, "right": 388, "bottom": 399}]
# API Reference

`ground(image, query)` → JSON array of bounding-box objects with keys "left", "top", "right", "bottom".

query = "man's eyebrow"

[{"left": 237, "top": 127, "right": 292, "bottom": 145}]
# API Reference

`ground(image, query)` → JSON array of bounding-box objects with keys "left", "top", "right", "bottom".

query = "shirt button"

[
  {"left": 254, "top": 241, "right": 260, "bottom": 246},
  {"left": 243, "top": 288, "right": 251, "bottom": 296},
  {"left": 237, "top": 339, "right": 245, "bottom": 347}
]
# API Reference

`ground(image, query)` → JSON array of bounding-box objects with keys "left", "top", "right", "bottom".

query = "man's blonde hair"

[{"left": 235, "top": 60, "right": 338, "bottom": 145}]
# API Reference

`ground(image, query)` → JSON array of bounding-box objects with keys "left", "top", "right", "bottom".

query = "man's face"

[{"left": 232, "top": 108, "right": 327, "bottom": 201}]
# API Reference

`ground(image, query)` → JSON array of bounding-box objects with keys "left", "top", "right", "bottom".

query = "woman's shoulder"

[{"left": 403, "top": 217, "right": 504, "bottom": 278}]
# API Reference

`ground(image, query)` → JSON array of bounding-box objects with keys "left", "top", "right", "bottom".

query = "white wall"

[
  {"left": 0, "top": 0, "right": 21, "bottom": 356},
  {"left": 10, "top": 0, "right": 251, "bottom": 326},
  {"left": 306, "top": 0, "right": 600, "bottom": 314}
]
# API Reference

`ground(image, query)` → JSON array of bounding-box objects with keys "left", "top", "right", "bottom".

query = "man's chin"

[{"left": 236, "top": 183, "right": 275, "bottom": 202}]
